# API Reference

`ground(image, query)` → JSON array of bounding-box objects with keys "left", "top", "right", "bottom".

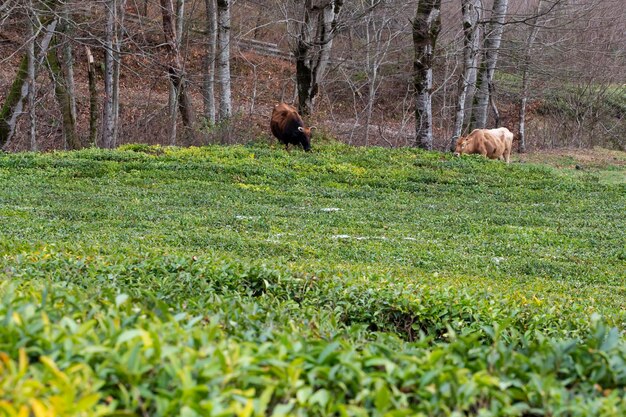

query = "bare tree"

[
  {"left": 0, "top": 1, "right": 19, "bottom": 29},
  {"left": 161, "top": 0, "right": 197, "bottom": 145},
  {"left": 48, "top": 37, "right": 81, "bottom": 149},
  {"left": 61, "top": 2, "right": 76, "bottom": 136},
  {"left": 27, "top": 4, "right": 36, "bottom": 151},
  {"left": 162, "top": 0, "right": 178, "bottom": 143},
  {"left": 1, "top": 0, "right": 623, "bottom": 152},
  {"left": 203, "top": 0, "right": 217, "bottom": 125},
  {"left": 102, "top": 0, "right": 126, "bottom": 148},
  {"left": 289, "top": 0, "right": 344, "bottom": 116},
  {"left": 46, "top": 2, "right": 80, "bottom": 150},
  {"left": 85, "top": 46, "right": 98, "bottom": 146},
  {"left": 503, "top": 0, "right": 625, "bottom": 150},
  {"left": 413, "top": 0, "right": 441, "bottom": 149},
  {"left": 112, "top": 0, "right": 126, "bottom": 147},
  {"left": 216, "top": 0, "right": 231, "bottom": 120},
  {"left": 449, "top": 0, "right": 480, "bottom": 150},
  {"left": 0, "top": 14, "right": 56, "bottom": 149},
  {"left": 360, "top": 0, "right": 406, "bottom": 146},
  {"left": 517, "top": 0, "right": 545, "bottom": 153},
  {"left": 472, "top": 0, "right": 509, "bottom": 129},
  {"left": 103, "top": 0, "right": 117, "bottom": 148}
]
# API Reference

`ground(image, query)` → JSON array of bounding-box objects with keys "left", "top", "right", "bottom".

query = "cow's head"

[
  {"left": 453, "top": 136, "right": 468, "bottom": 157},
  {"left": 297, "top": 126, "right": 315, "bottom": 152}
]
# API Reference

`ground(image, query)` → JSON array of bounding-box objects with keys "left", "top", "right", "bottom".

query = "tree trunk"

[
  {"left": 112, "top": 0, "right": 127, "bottom": 147},
  {"left": 175, "top": 0, "right": 184, "bottom": 40},
  {"left": 362, "top": 2, "right": 393, "bottom": 147},
  {"left": 27, "top": 9, "right": 36, "bottom": 151},
  {"left": 167, "top": 80, "right": 178, "bottom": 144},
  {"left": 162, "top": 0, "right": 178, "bottom": 144},
  {"left": 161, "top": 0, "right": 176, "bottom": 42},
  {"left": 463, "top": 34, "right": 480, "bottom": 128},
  {"left": 295, "top": 33, "right": 313, "bottom": 116},
  {"left": 413, "top": 0, "right": 441, "bottom": 150},
  {"left": 0, "top": 19, "right": 57, "bottom": 149},
  {"left": 203, "top": 0, "right": 217, "bottom": 125},
  {"left": 86, "top": 46, "right": 98, "bottom": 146},
  {"left": 364, "top": 65, "right": 377, "bottom": 147},
  {"left": 103, "top": 0, "right": 116, "bottom": 148},
  {"left": 216, "top": 0, "right": 231, "bottom": 120},
  {"left": 518, "top": 1, "right": 544, "bottom": 153},
  {"left": 363, "top": 2, "right": 380, "bottom": 147},
  {"left": 450, "top": 0, "right": 480, "bottom": 150},
  {"left": 61, "top": 3, "right": 77, "bottom": 127},
  {"left": 161, "top": 0, "right": 196, "bottom": 145},
  {"left": 472, "top": 0, "right": 508, "bottom": 129},
  {"left": 49, "top": 6, "right": 80, "bottom": 150},
  {"left": 47, "top": 39, "right": 81, "bottom": 150},
  {"left": 172, "top": 69, "right": 195, "bottom": 137},
  {"left": 0, "top": 57, "right": 28, "bottom": 150},
  {"left": 176, "top": 0, "right": 196, "bottom": 145},
  {"left": 518, "top": 85, "right": 529, "bottom": 153},
  {"left": 489, "top": 82, "right": 500, "bottom": 127},
  {"left": 293, "top": 0, "right": 343, "bottom": 116},
  {"left": 62, "top": 43, "right": 77, "bottom": 131}
]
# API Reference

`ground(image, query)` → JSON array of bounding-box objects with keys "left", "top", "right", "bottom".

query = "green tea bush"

[
  {"left": 1, "top": 144, "right": 625, "bottom": 415},
  {"left": 3, "top": 275, "right": 626, "bottom": 417}
]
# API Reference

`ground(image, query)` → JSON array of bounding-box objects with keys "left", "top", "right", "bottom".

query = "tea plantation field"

[{"left": 1, "top": 143, "right": 625, "bottom": 416}]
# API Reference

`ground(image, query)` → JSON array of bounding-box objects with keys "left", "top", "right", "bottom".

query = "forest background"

[{"left": 0, "top": 0, "right": 624, "bottom": 153}]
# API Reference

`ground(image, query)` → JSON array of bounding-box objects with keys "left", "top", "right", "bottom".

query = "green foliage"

[
  {"left": 1, "top": 144, "right": 625, "bottom": 415},
  {"left": 538, "top": 85, "right": 626, "bottom": 120}
]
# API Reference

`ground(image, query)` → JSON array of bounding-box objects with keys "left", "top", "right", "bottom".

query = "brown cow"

[
  {"left": 270, "top": 103, "right": 315, "bottom": 152},
  {"left": 454, "top": 127, "right": 514, "bottom": 163}
]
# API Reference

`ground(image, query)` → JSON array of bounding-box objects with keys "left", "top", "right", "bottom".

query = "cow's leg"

[
  {"left": 504, "top": 147, "right": 511, "bottom": 163},
  {"left": 479, "top": 144, "right": 489, "bottom": 158}
]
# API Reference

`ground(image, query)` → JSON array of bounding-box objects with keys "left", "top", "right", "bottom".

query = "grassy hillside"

[{"left": 1, "top": 143, "right": 626, "bottom": 416}]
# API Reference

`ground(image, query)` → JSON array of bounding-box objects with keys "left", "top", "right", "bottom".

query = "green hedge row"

[{"left": 2, "top": 253, "right": 626, "bottom": 416}]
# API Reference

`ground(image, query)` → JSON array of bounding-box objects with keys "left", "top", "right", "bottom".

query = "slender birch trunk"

[
  {"left": 161, "top": 0, "right": 178, "bottom": 143},
  {"left": 203, "top": 0, "right": 217, "bottom": 125},
  {"left": 472, "top": 0, "right": 508, "bottom": 129},
  {"left": 518, "top": 1, "right": 544, "bottom": 153},
  {"left": 167, "top": 80, "right": 178, "bottom": 144},
  {"left": 450, "top": 0, "right": 480, "bottom": 150},
  {"left": 463, "top": 30, "right": 480, "bottom": 127},
  {"left": 216, "top": 0, "right": 231, "bottom": 120},
  {"left": 175, "top": 0, "right": 196, "bottom": 144},
  {"left": 363, "top": 4, "right": 380, "bottom": 147},
  {"left": 365, "top": 64, "right": 377, "bottom": 146},
  {"left": 112, "top": 0, "right": 126, "bottom": 147},
  {"left": 27, "top": 8, "right": 36, "bottom": 151},
  {"left": 413, "top": 0, "right": 441, "bottom": 150},
  {"left": 86, "top": 46, "right": 98, "bottom": 146},
  {"left": 362, "top": 7, "right": 395, "bottom": 147},
  {"left": 61, "top": 4, "right": 77, "bottom": 126},
  {"left": 103, "top": 0, "right": 116, "bottom": 148},
  {"left": 175, "top": 0, "right": 184, "bottom": 41}
]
